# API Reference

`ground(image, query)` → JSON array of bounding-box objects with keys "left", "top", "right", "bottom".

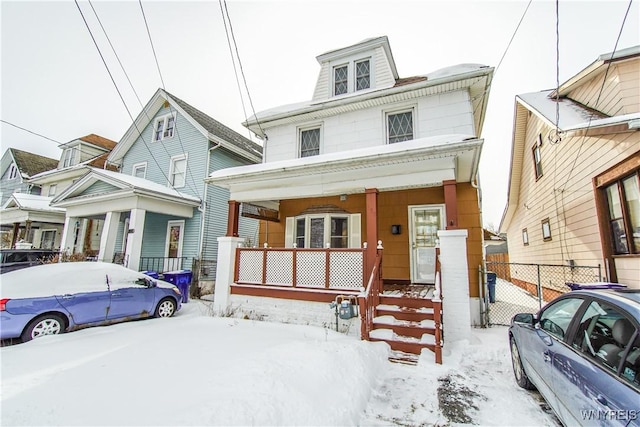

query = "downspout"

[
  {"left": 197, "top": 143, "right": 222, "bottom": 258},
  {"left": 471, "top": 174, "right": 487, "bottom": 327}
]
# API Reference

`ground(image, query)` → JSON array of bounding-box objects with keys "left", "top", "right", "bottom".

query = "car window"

[
  {"left": 5, "top": 252, "right": 28, "bottom": 263},
  {"left": 539, "top": 297, "right": 583, "bottom": 340},
  {"left": 572, "top": 300, "right": 638, "bottom": 375}
]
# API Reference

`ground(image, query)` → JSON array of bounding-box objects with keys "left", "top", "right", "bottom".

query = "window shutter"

[
  {"left": 284, "top": 217, "right": 295, "bottom": 248},
  {"left": 349, "top": 214, "right": 361, "bottom": 248}
]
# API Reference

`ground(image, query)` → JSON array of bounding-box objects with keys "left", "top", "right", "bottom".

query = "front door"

[
  {"left": 164, "top": 220, "right": 184, "bottom": 271},
  {"left": 408, "top": 205, "right": 444, "bottom": 284}
]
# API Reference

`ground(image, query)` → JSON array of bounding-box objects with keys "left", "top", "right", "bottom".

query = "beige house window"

[
  {"left": 605, "top": 171, "right": 640, "bottom": 255},
  {"left": 522, "top": 228, "right": 529, "bottom": 246},
  {"left": 532, "top": 134, "right": 543, "bottom": 180},
  {"left": 541, "top": 218, "right": 552, "bottom": 241}
]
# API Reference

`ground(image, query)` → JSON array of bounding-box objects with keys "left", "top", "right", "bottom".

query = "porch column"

[
  {"left": 24, "top": 220, "right": 32, "bottom": 243},
  {"left": 365, "top": 188, "right": 379, "bottom": 275},
  {"left": 10, "top": 222, "right": 19, "bottom": 248},
  {"left": 125, "top": 208, "right": 146, "bottom": 271},
  {"left": 443, "top": 179, "right": 458, "bottom": 229},
  {"left": 437, "top": 229, "right": 471, "bottom": 343},
  {"left": 227, "top": 200, "right": 240, "bottom": 237},
  {"left": 60, "top": 216, "right": 77, "bottom": 255},
  {"left": 98, "top": 211, "right": 121, "bottom": 263},
  {"left": 214, "top": 236, "right": 244, "bottom": 312}
]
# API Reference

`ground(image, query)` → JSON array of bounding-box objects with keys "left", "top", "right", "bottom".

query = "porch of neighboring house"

[{"left": 0, "top": 193, "right": 66, "bottom": 249}]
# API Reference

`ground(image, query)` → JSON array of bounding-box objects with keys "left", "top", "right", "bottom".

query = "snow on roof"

[
  {"left": 518, "top": 90, "right": 605, "bottom": 130},
  {"left": 425, "top": 63, "right": 490, "bottom": 80},
  {"left": 2, "top": 193, "right": 64, "bottom": 212},
  {"left": 208, "top": 134, "right": 475, "bottom": 180},
  {"left": 87, "top": 168, "right": 201, "bottom": 203}
]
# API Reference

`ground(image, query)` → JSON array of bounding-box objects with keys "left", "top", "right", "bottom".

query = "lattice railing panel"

[
  {"left": 329, "top": 252, "right": 363, "bottom": 288},
  {"left": 265, "top": 251, "right": 294, "bottom": 286},
  {"left": 237, "top": 250, "right": 263, "bottom": 283},
  {"left": 296, "top": 252, "right": 326, "bottom": 288}
]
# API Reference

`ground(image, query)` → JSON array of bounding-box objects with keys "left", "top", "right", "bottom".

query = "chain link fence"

[{"left": 480, "top": 262, "right": 603, "bottom": 326}]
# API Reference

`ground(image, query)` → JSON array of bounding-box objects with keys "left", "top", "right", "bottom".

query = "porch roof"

[
  {"left": 0, "top": 194, "right": 65, "bottom": 225},
  {"left": 50, "top": 168, "right": 201, "bottom": 218},
  {"left": 206, "top": 134, "right": 482, "bottom": 206}
]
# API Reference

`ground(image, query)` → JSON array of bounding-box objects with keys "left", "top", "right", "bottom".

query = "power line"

[
  {"left": 0, "top": 120, "right": 63, "bottom": 145},
  {"left": 220, "top": 0, "right": 266, "bottom": 140},
  {"left": 139, "top": 0, "right": 166, "bottom": 89},
  {"left": 494, "top": 0, "right": 533, "bottom": 76}
]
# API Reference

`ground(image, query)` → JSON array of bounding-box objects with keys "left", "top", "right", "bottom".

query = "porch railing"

[
  {"left": 358, "top": 244, "right": 383, "bottom": 340},
  {"left": 139, "top": 256, "right": 189, "bottom": 274},
  {"left": 234, "top": 246, "right": 365, "bottom": 289}
]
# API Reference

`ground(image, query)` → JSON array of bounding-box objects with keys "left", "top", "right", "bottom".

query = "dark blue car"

[
  {"left": 0, "top": 262, "right": 182, "bottom": 342},
  {"left": 509, "top": 285, "right": 639, "bottom": 426}
]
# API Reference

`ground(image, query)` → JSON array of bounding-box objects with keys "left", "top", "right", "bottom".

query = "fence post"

[{"left": 536, "top": 264, "right": 543, "bottom": 309}]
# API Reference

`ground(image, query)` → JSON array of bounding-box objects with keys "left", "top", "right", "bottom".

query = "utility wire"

[
  {"left": 220, "top": 0, "right": 266, "bottom": 140},
  {"left": 137, "top": 0, "right": 200, "bottom": 195},
  {"left": 218, "top": 0, "right": 252, "bottom": 141},
  {"left": 1, "top": 120, "right": 63, "bottom": 145},
  {"left": 495, "top": 0, "right": 533, "bottom": 76},
  {"left": 74, "top": 0, "right": 174, "bottom": 189}
]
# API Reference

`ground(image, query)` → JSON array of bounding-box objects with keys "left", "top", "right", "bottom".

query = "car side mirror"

[{"left": 513, "top": 313, "right": 535, "bottom": 325}]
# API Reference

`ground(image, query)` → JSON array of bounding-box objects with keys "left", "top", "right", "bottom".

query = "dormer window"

[
  {"left": 334, "top": 65, "right": 348, "bottom": 96},
  {"left": 153, "top": 113, "right": 177, "bottom": 142},
  {"left": 332, "top": 58, "right": 371, "bottom": 96},
  {"left": 355, "top": 59, "right": 370, "bottom": 90},
  {"left": 62, "top": 147, "right": 77, "bottom": 168}
]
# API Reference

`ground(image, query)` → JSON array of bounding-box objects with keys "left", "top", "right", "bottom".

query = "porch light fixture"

[
  {"left": 340, "top": 194, "right": 347, "bottom": 201},
  {"left": 391, "top": 224, "right": 401, "bottom": 235}
]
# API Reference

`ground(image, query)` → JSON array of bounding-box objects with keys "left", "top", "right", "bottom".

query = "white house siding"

[
  {"left": 505, "top": 112, "right": 640, "bottom": 278},
  {"left": 265, "top": 89, "right": 474, "bottom": 162},
  {"left": 568, "top": 61, "right": 640, "bottom": 116}
]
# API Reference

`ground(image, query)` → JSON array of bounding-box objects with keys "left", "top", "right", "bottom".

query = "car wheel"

[
  {"left": 21, "top": 314, "right": 65, "bottom": 342},
  {"left": 155, "top": 298, "right": 177, "bottom": 318},
  {"left": 510, "top": 336, "right": 535, "bottom": 390}
]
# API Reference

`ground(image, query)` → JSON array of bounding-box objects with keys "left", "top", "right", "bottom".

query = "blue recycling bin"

[
  {"left": 487, "top": 272, "right": 497, "bottom": 303},
  {"left": 162, "top": 269, "right": 192, "bottom": 303},
  {"left": 141, "top": 270, "right": 159, "bottom": 279}
]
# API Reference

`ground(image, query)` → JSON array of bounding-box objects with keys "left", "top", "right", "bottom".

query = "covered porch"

[{"left": 0, "top": 193, "right": 65, "bottom": 249}]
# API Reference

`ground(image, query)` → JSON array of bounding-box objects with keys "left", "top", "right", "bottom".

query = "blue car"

[
  {"left": 509, "top": 284, "right": 640, "bottom": 426},
  {"left": 0, "top": 262, "right": 182, "bottom": 342}
]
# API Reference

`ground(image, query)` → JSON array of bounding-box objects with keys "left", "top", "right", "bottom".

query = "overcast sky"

[{"left": 1, "top": 0, "right": 638, "bottom": 229}]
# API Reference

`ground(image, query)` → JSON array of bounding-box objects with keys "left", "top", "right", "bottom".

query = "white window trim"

[
  {"left": 40, "top": 229, "right": 57, "bottom": 249},
  {"left": 62, "top": 147, "right": 77, "bottom": 168},
  {"left": 7, "top": 163, "right": 18, "bottom": 180},
  {"left": 48, "top": 184, "right": 57, "bottom": 197},
  {"left": 286, "top": 213, "right": 360, "bottom": 249},
  {"left": 384, "top": 105, "right": 416, "bottom": 144},
  {"left": 168, "top": 153, "right": 188, "bottom": 189},
  {"left": 152, "top": 112, "right": 177, "bottom": 142},
  {"left": 132, "top": 162, "right": 148, "bottom": 179},
  {"left": 165, "top": 220, "right": 185, "bottom": 258},
  {"left": 330, "top": 56, "right": 374, "bottom": 96},
  {"left": 298, "top": 124, "right": 323, "bottom": 158}
]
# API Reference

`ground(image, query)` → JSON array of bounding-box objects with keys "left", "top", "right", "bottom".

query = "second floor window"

[
  {"left": 169, "top": 154, "right": 187, "bottom": 188},
  {"left": 153, "top": 113, "right": 177, "bottom": 142},
  {"left": 387, "top": 110, "right": 413, "bottom": 144},
  {"left": 334, "top": 65, "right": 348, "bottom": 96},
  {"left": 300, "top": 128, "right": 320, "bottom": 158},
  {"left": 132, "top": 162, "right": 147, "bottom": 179},
  {"left": 48, "top": 184, "right": 57, "bottom": 197},
  {"left": 532, "top": 134, "right": 543, "bottom": 179}
]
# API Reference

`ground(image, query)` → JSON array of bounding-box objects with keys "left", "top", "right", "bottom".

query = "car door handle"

[
  {"left": 595, "top": 395, "right": 608, "bottom": 406},
  {"left": 543, "top": 351, "right": 551, "bottom": 363},
  {"left": 61, "top": 295, "right": 75, "bottom": 300},
  {"left": 111, "top": 292, "right": 121, "bottom": 297}
]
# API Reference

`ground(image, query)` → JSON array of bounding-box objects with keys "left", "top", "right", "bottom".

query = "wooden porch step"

[
  {"left": 379, "top": 294, "right": 435, "bottom": 310},
  {"left": 373, "top": 316, "right": 435, "bottom": 338},
  {"left": 376, "top": 304, "right": 434, "bottom": 322},
  {"left": 388, "top": 350, "right": 419, "bottom": 365},
  {"left": 370, "top": 336, "right": 436, "bottom": 355}
]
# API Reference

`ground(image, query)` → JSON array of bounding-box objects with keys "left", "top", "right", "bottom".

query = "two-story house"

[
  {"left": 1, "top": 148, "right": 59, "bottom": 248},
  {"left": 50, "top": 89, "right": 263, "bottom": 292},
  {"left": 207, "top": 37, "right": 494, "bottom": 363},
  {"left": 501, "top": 46, "right": 640, "bottom": 291}
]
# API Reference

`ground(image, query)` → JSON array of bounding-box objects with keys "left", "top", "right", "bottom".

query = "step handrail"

[{"left": 358, "top": 242, "right": 383, "bottom": 340}]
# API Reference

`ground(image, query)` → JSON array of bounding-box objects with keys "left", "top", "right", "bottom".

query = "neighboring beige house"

[
  {"left": 0, "top": 134, "right": 117, "bottom": 251},
  {"left": 207, "top": 36, "right": 494, "bottom": 363},
  {"left": 501, "top": 46, "right": 640, "bottom": 289}
]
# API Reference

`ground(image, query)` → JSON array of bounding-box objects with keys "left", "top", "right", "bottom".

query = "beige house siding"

[
  {"left": 505, "top": 111, "right": 640, "bottom": 280},
  {"left": 569, "top": 61, "right": 640, "bottom": 116}
]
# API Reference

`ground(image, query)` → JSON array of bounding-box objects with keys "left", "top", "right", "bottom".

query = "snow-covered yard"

[{"left": 1, "top": 300, "right": 557, "bottom": 426}]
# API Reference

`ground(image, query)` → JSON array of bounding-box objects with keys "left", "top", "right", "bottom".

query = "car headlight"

[{"left": 172, "top": 287, "right": 181, "bottom": 295}]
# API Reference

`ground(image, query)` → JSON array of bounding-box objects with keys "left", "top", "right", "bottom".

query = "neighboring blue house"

[{"left": 51, "top": 89, "right": 262, "bottom": 288}]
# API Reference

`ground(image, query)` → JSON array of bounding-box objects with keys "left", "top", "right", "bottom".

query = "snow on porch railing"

[{"left": 234, "top": 243, "right": 365, "bottom": 289}]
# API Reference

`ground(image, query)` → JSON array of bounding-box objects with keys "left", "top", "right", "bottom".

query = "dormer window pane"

[
  {"left": 63, "top": 148, "right": 77, "bottom": 168},
  {"left": 164, "top": 116, "right": 175, "bottom": 138},
  {"left": 300, "top": 128, "right": 320, "bottom": 158},
  {"left": 334, "top": 65, "right": 348, "bottom": 95},
  {"left": 154, "top": 119, "right": 165, "bottom": 142},
  {"left": 388, "top": 111, "right": 413, "bottom": 144},
  {"left": 356, "top": 60, "right": 370, "bottom": 91}
]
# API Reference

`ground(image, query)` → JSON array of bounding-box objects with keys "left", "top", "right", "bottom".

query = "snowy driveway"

[{"left": 1, "top": 301, "right": 556, "bottom": 426}]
